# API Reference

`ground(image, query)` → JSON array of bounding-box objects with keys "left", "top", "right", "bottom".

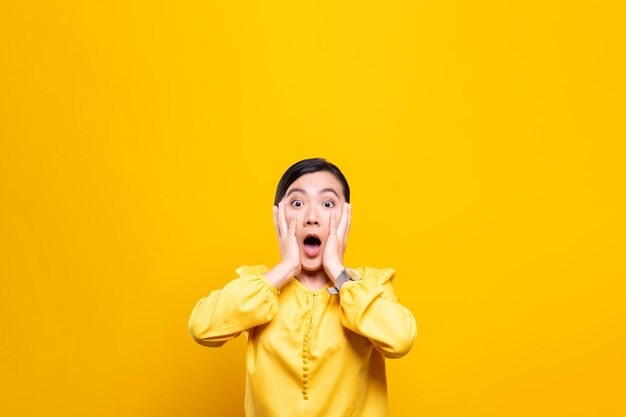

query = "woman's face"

[{"left": 279, "top": 171, "right": 347, "bottom": 272}]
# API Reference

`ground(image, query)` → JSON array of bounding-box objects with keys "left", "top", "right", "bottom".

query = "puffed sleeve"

[
  {"left": 339, "top": 267, "right": 417, "bottom": 358},
  {"left": 188, "top": 264, "right": 279, "bottom": 347}
]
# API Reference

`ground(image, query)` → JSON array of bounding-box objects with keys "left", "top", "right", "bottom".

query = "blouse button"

[{"left": 304, "top": 395, "right": 309, "bottom": 400}]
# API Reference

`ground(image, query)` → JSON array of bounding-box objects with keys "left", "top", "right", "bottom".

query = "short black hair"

[{"left": 274, "top": 158, "right": 350, "bottom": 206}]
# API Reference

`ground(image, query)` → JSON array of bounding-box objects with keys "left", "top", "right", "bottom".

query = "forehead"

[{"left": 287, "top": 171, "right": 343, "bottom": 194}]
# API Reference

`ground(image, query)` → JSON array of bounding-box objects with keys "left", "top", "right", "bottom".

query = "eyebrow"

[{"left": 286, "top": 187, "right": 340, "bottom": 199}]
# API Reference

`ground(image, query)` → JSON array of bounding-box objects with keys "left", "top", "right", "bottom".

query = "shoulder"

[
  {"left": 235, "top": 264, "right": 269, "bottom": 277},
  {"left": 353, "top": 266, "right": 397, "bottom": 285}
]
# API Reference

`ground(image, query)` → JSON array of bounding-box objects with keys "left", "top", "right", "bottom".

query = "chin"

[{"left": 300, "top": 257, "right": 323, "bottom": 272}]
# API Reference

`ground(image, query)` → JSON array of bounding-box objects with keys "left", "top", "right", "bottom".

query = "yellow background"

[{"left": 1, "top": 1, "right": 624, "bottom": 416}]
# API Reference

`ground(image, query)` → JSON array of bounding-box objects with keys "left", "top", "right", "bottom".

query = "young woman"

[{"left": 188, "top": 158, "right": 417, "bottom": 417}]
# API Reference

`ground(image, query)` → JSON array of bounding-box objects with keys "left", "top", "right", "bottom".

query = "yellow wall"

[{"left": 1, "top": 1, "right": 624, "bottom": 416}]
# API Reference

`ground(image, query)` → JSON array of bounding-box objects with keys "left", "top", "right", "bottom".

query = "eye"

[
  {"left": 291, "top": 200, "right": 303, "bottom": 208},
  {"left": 323, "top": 200, "right": 335, "bottom": 208}
]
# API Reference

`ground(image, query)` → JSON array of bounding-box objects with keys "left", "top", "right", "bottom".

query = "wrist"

[
  {"left": 326, "top": 263, "right": 345, "bottom": 284},
  {"left": 281, "top": 261, "right": 300, "bottom": 277},
  {"left": 339, "top": 280, "right": 359, "bottom": 290},
  {"left": 265, "top": 262, "right": 299, "bottom": 289},
  {"left": 326, "top": 265, "right": 361, "bottom": 295}
]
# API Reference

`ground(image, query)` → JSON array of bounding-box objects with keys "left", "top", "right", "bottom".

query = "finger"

[
  {"left": 273, "top": 205, "right": 280, "bottom": 238},
  {"left": 344, "top": 203, "right": 351, "bottom": 242},
  {"left": 329, "top": 211, "right": 336, "bottom": 235},
  {"left": 279, "top": 201, "right": 288, "bottom": 238},
  {"left": 336, "top": 202, "right": 348, "bottom": 238},
  {"left": 289, "top": 214, "right": 297, "bottom": 236}
]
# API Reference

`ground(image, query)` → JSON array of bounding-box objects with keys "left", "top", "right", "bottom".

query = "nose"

[
  {"left": 306, "top": 216, "right": 319, "bottom": 226},
  {"left": 302, "top": 205, "right": 322, "bottom": 227}
]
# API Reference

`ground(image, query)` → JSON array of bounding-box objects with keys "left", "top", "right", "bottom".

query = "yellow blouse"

[{"left": 188, "top": 264, "right": 417, "bottom": 417}]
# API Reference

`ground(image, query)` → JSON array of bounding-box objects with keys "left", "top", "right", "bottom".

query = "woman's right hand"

[
  {"left": 273, "top": 201, "right": 301, "bottom": 275},
  {"left": 263, "top": 202, "right": 301, "bottom": 290}
]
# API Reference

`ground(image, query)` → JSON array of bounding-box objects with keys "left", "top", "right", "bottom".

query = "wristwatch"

[{"left": 327, "top": 267, "right": 362, "bottom": 295}]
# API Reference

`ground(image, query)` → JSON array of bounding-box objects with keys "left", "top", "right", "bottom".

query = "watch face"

[{"left": 346, "top": 268, "right": 362, "bottom": 281}]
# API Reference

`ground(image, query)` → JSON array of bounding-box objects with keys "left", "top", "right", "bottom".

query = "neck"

[{"left": 296, "top": 268, "right": 330, "bottom": 291}]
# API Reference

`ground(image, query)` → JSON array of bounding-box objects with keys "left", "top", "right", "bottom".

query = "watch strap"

[{"left": 327, "top": 268, "right": 358, "bottom": 295}]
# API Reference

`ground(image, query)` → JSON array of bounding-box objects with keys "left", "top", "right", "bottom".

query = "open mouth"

[{"left": 303, "top": 235, "right": 322, "bottom": 257}]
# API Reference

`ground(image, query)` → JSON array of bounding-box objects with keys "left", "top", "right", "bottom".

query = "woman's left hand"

[{"left": 323, "top": 202, "right": 351, "bottom": 281}]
